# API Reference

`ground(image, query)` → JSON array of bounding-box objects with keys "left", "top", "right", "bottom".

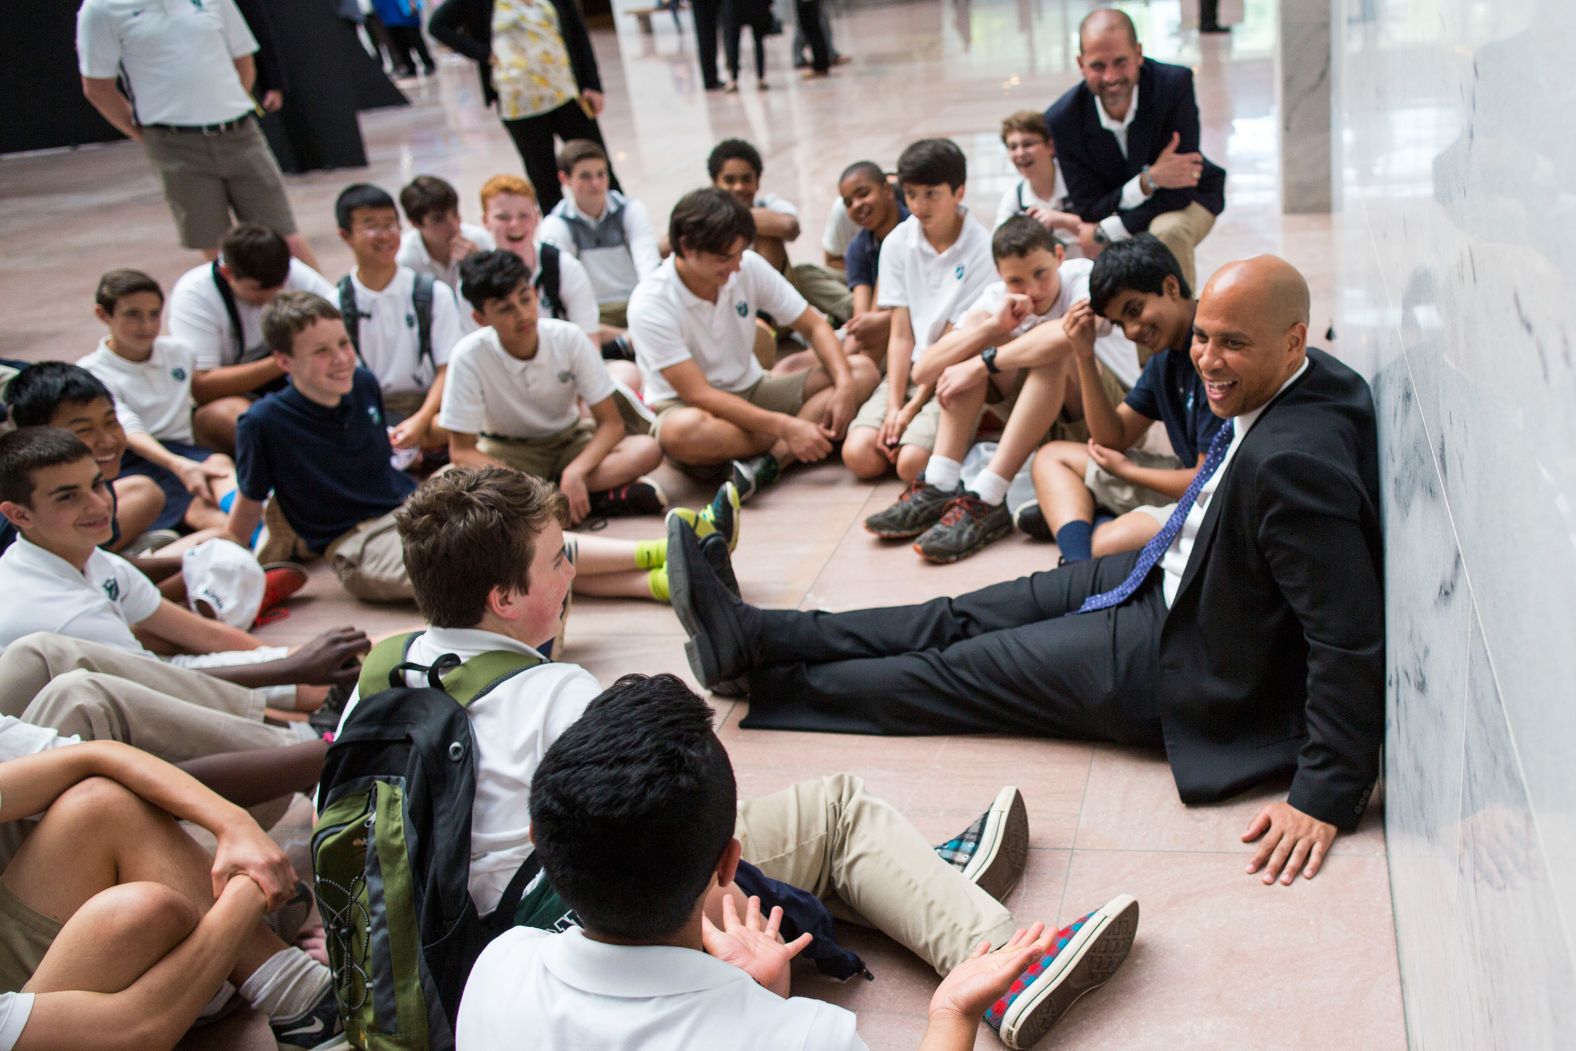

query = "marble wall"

[{"left": 1334, "top": 0, "right": 1576, "bottom": 1043}]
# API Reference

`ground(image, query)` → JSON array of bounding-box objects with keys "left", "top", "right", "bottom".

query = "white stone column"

[{"left": 1277, "top": 0, "right": 1332, "bottom": 213}]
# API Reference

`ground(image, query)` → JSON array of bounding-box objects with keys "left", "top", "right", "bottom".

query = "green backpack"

[{"left": 312, "top": 632, "right": 543, "bottom": 1050}]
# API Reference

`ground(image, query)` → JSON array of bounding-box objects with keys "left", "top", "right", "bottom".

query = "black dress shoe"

[{"left": 667, "top": 514, "right": 752, "bottom": 688}]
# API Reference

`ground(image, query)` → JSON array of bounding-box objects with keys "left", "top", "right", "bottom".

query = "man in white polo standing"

[{"left": 75, "top": 0, "right": 320, "bottom": 270}]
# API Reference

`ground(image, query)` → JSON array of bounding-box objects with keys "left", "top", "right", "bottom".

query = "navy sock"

[{"left": 1055, "top": 520, "right": 1094, "bottom": 562}]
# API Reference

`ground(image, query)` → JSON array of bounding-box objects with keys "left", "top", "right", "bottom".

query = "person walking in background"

[{"left": 723, "top": 0, "right": 773, "bottom": 91}]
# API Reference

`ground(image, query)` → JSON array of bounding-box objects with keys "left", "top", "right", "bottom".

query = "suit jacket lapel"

[
  {"left": 1081, "top": 89, "right": 1131, "bottom": 177},
  {"left": 1125, "top": 60, "right": 1158, "bottom": 174}
]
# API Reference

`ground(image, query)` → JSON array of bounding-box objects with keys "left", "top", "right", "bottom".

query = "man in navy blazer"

[
  {"left": 669, "top": 255, "right": 1383, "bottom": 888},
  {"left": 1045, "top": 9, "right": 1226, "bottom": 290}
]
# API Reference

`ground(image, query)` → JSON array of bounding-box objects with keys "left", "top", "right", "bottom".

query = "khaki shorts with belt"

[
  {"left": 0, "top": 882, "right": 60, "bottom": 994},
  {"left": 141, "top": 116, "right": 297, "bottom": 250},
  {"left": 650, "top": 371, "right": 811, "bottom": 444},
  {"left": 477, "top": 419, "right": 597, "bottom": 481},
  {"left": 326, "top": 510, "right": 414, "bottom": 604}
]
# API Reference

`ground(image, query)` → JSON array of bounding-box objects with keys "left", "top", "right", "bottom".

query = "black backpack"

[
  {"left": 336, "top": 272, "right": 437, "bottom": 371},
  {"left": 535, "top": 242, "right": 565, "bottom": 321},
  {"left": 313, "top": 632, "right": 543, "bottom": 1050}
]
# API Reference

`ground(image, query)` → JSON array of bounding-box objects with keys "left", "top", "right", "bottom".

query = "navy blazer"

[
  {"left": 429, "top": 0, "right": 603, "bottom": 108},
  {"left": 1045, "top": 58, "right": 1227, "bottom": 234},
  {"left": 1157, "top": 348, "right": 1383, "bottom": 830}
]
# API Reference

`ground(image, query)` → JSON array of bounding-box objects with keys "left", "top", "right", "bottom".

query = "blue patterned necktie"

[{"left": 1076, "top": 418, "right": 1236, "bottom": 614}]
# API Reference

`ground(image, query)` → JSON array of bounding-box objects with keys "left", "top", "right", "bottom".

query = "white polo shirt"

[
  {"left": 0, "top": 994, "right": 32, "bottom": 1051},
  {"left": 76, "top": 0, "right": 257, "bottom": 127},
  {"left": 458, "top": 927, "right": 866, "bottom": 1051},
  {"left": 0, "top": 538, "right": 161, "bottom": 655},
  {"left": 993, "top": 163, "right": 1071, "bottom": 229},
  {"left": 439, "top": 320, "right": 616, "bottom": 440},
  {"left": 168, "top": 258, "right": 337, "bottom": 371},
  {"left": 343, "top": 267, "right": 464, "bottom": 396},
  {"left": 396, "top": 224, "right": 496, "bottom": 293},
  {"left": 335, "top": 627, "right": 601, "bottom": 915},
  {"left": 822, "top": 197, "right": 860, "bottom": 258},
  {"left": 538, "top": 249, "right": 601, "bottom": 338},
  {"left": 628, "top": 251, "right": 808, "bottom": 405},
  {"left": 877, "top": 207, "right": 996, "bottom": 358},
  {"left": 964, "top": 259, "right": 1140, "bottom": 388},
  {"left": 538, "top": 191, "right": 662, "bottom": 305},
  {"left": 80, "top": 336, "right": 200, "bottom": 444}
]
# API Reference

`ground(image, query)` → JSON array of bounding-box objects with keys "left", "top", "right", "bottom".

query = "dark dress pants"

[
  {"left": 692, "top": 0, "right": 725, "bottom": 88},
  {"left": 741, "top": 552, "right": 1167, "bottom": 743},
  {"left": 502, "top": 99, "right": 622, "bottom": 215},
  {"left": 794, "top": 0, "right": 830, "bottom": 72}
]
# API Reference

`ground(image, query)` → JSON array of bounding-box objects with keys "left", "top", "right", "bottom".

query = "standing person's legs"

[
  {"left": 692, "top": 0, "right": 725, "bottom": 88},
  {"left": 1146, "top": 202, "right": 1217, "bottom": 293},
  {"left": 795, "top": 0, "right": 831, "bottom": 72},
  {"left": 140, "top": 128, "right": 232, "bottom": 254},
  {"left": 544, "top": 99, "right": 622, "bottom": 194},
  {"left": 0, "top": 633, "right": 266, "bottom": 723},
  {"left": 750, "top": 20, "right": 767, "bottom": 80},
  {"left": 502, "top": 112, "right": 565, "bottom": 214},
  {"left": 722, "top": 0, "right": 744, "bottom": 82},
  {"left": 214, "top": 119, "right": 318, "bottom": 272},
  {"left": 735, "top": 774, "right": 1017, "bottom": 975}
]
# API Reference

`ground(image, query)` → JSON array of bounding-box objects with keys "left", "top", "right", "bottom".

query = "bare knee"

[
  {"left": 629, "top": 435, "right": 664, "bottom": 473},
  {"left": 50, "top": 777, "right": 148, "bottom": 831},
  {"left": 895, "top": 444, "right": 931, "bottom": 482},
  {"left": 70, "top": 881, "right": 199, "bottom": 954},
  {"left": 847, "top": 354, "right": 881, "bottom": 396},
  {"left": 841, "top": 430, "right": 889, "bottom": 479}
]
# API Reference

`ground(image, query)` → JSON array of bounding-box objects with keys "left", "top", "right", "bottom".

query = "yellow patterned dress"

[{"left": 491, "top": 0, "right": 579, "bottom": 120}]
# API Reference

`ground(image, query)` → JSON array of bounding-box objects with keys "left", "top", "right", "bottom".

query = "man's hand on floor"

[{"left": 1242, "top": 801, "right": 1337, "bottom": 884}]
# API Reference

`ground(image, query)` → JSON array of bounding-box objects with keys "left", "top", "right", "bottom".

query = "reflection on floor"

[{"left": 0, "top": 0, "right": 1400, "bottom": 1046}]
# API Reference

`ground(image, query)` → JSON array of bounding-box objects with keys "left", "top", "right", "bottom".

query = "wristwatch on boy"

[{"left": 981, "top": 347, "right": 1001, "bottom": 374}]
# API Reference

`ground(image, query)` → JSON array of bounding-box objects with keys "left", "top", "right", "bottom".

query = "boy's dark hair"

[
  {"left": 399, "top": 175, "right": 461, "bottom": 227},
  {"left": 0, "top": 428, "right": 94, "bottom": 507},
  {"left": 1000, "top": 110, "right": 1051, "bottom": 145},
  {"left": 557, "top": 139, "right": 608, "bottom": 175},
  {"left": 838, "top": 160, "right": 886, "bottom": 187},
  {"left": 4, "top": 363, "right": 114, "bottom": 428},
  {"left": 1088, "top": 234, "right": 1191, "bottom": 314},
  {"left": 261, "top": 291, "right": 343, "bottom": 355},
  {"left": 530, "top": 674, "right": 737, "bottom": 941},
  {"left": 991, "top": 215, "right": 1061, "bottom": 262},
  {"left": 221, "top": 224, "right": 293, "bottom": 288},
  {"left": 669, "top": 188, "right": 756, "bottom": 258},
  {"left": 336, "top": 183, "right": 399, "bottom": 233},
  {"left": 706, "top": 138, "right": 763, "bottom": 180},
  {"left": 394, "top": 466, "right": 568, "bottom": 628},
  {"left": 95, "top": 269, "right": 164, "bottom": 313},
  {"left": 897, "top": 138, "right": 967, "bottom": 191},
  {"left": 457, "top": 249, "right": 532, "bottom": 313}
]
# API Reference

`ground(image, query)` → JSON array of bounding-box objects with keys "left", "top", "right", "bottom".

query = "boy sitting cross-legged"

[
  {"left": 1019, "top": 235, "right": 1223, "bottom": 559},
  {"left": 456, "top": 666, "right": 1141, "bottom": 1050},
  {"left": 332, "top": 182, "right": 466, "bottom": 455},
  {"left": 878, "top": 218, "right": 1142, "bottom": 563},
  {"left": 440, "top": 249, "right": 665, "bottom": 523},
  {"left": 628, "top": 188, "right": 878, "bottom": 502},
  {"left": 841, "top": 139, "right": 997, "bottom": 484},
  {"left": 835, "top": 161, "right": 908, "bottom": 366},
  {"left": 80, "top": 270, "right": 237, "bottom": 536}
]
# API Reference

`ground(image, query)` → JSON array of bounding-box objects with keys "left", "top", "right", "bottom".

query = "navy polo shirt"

[
  {"left": 844, "top": 202, "right": 910, "bottom": 291},
  {"left": 1122, "top": 348, "right": 1224, "bottom": 464},
  {"left": 235, "top": 369, "right": 416, "bottom": 554}
]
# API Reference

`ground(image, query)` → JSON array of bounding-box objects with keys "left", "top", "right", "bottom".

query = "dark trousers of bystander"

[{"left": 502, "top": 100, "right": 623, "bottom": 214}]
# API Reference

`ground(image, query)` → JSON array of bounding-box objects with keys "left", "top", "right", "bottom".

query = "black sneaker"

[
  {"left": 667, "top": 513, "right": 754, "bottom": 688},
  {"left": 704, "top": 480, "right": 742, "bottom": 550},
  {"left": 914, "top": 493, "right": 1013, "bottom": 563},
  {"left": 589, "top": 477, "right": 667, "bottom": 517},
  {"left": 270, "top": 985, "right": 348, "bottom": 1051},
  {"left": 730, "top": 454, "right": 781, "bottom": 503},
  {"left": 1013, "top": 500, "right": 1053, "bottom": 541},
  {"left": 934, "top": 787, "right": 1030, "bottom": 902},
  {"left": 864, "top": 480, "right": 960, "bottom": 539}
]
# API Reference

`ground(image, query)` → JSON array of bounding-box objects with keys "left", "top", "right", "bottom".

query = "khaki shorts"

[
  {"left": 1045, "top": 363, "right": 1130, "bottom": 445},
  {"left": 1085, "top": 447, "right": 1182, "bottom": 516},
  {"left": 0, "top": 880, "right": 60, "bottom": 993},
  {"left": 477, "top": 419, "right": 597, "bottom": 480},
  {"left": 141, "top": 117, "right": 298, "bottom": 249},
  {"left": 849, "top": 379, "right": 943, "bottom": 450},
  {"left": 598, "top": 301, "right": 629, "bottom": 329},
  {"left": 325, "top": 510, "right": 414, "bottom": 604},
  {"left": 650, "top": 371, "right": 811, "bottom": 442}
]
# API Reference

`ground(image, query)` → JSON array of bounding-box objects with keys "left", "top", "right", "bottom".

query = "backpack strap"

[
  {"left": 535, "top": 243, "right": 563, "bottom": 321},
  {"left": 437, "top": 648, "right": 545, "bottom": 707},
  {"left": 212, "top": 262, "right": 246, "bottom": 364},
  {"left": 335, "top": 275, "right": 367, "bottom": 364},
  {"left": 356, "top": 631, "right": 424, "bottom": 697},
  {"left": 412, "top": 273, "right": 435, "bottom": 368}
]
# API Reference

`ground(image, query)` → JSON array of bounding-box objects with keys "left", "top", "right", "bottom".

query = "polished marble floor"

[{"left": 0, "top": 0, "right": 1400, "bottom": 1046}]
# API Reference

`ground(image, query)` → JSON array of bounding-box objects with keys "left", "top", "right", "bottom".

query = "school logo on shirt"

[
  {"left": 954, "top": 265, "right": 966, "bottom": 280},
  {"left": 405, "top": 312, "right": 416, "bottom": 329},
  {"left": 557, "top": 369, "right": 574, "bottom": 384},
  {"left": 102, "top": 578, "right": 120, "bottom": 602},
  {"left": 171, "top": 366, "right": 187, "bottom": 381},
  {"left": 735, "top": 300, "right": 749, "bottom": 317},
  {"left": 366, "top": 405, "right": 382, "bottom": 426}
]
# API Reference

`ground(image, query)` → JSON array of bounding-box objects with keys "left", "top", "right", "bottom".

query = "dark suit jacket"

[
  {"left": 1158, "top": 348, "right": 1383, "bottom": 830},
  {"left": 1045, "top": 58, "right": 1226, "bottom": 234},
  {"left": 429, "top": 0, "right": 603, "bottom": 109}
]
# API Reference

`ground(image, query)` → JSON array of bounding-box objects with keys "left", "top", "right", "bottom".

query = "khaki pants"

[
  {"left": 325, "top": 511, "right": 414, "bottom": 603},
  {"left": 598, "top": 301, "right": 630, "bottom": 329},
  {"left": 787, "top": 263, "right": 854, "bottom": 326},
  {"left": 1147, "top": 201, "right": 1217, "bottom": 292},
  {"left": 734, "top": 774, "right": 1015, "bottom": 975}
]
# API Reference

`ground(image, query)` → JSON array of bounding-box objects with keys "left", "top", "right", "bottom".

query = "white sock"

[
  {"left": 973, "top": 471, "right": 1011, "bottom": 506},
  {"left": 924, "top": 455, "right": 962, "bottom": 490},
  {"left": 199, "top": 982, "right": 237, "bottom": 1020},
  {"left": 238, "top": 947, "right": 332, "bottom": 1023}
]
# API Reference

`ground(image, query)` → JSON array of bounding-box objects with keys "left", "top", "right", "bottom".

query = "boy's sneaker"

[
  {"left": 704, "top": 480, "right": 742, "bottom": 551},
  {"left": 1013, "top": 501, "right": 1053, "bottom": 541},
  {"left": 589, "top": 477, "right": 667, "bottom": 517},
  {"left": 257, "top": 562, "right": 309, "bottom": 622},
  {"left": 730, "top": 454, "right": 781, "bottom": 503},
  {"left": 864, "top": 480, "right": 960, "bottom": 539},
  {"left": 914, "top": 494, "right": 1012, "bottom": 563},
  {"left": 609, "top": 379, "right": 655, "bottom": 435},
  {"left": 984, "top": 895, "right": 1139, "bottom": 1049},
  {"left": 933, "top": 787, "right": 1029, "bottom": 902},
  {"left": 270, "top": 986, "right": 349, "bottom": 1051}
]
